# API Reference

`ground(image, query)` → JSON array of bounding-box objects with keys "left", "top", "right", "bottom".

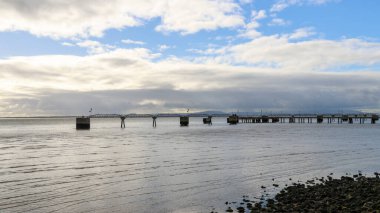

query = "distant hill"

[{"left": 194, "top": 111, "right": 228, "bottom": 115}]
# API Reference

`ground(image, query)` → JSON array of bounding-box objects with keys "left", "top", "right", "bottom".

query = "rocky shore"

[{"left": 220, "top": 173, "right": 380, "bottom": 212}]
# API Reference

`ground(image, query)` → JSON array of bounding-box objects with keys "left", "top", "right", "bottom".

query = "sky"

[{"left": 1, "top": 0, "right": 380, "bottom": 116}]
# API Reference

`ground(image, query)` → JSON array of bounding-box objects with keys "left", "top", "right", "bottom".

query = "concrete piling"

[
  {"left": 203, "top": 116, "right": 212, "bottom": 125},
  {"left": 227, "top": 114, "right": 239, "bottom": 125},
  {"left": 152, "top": 116, "right": 157, "bottom": 127},
  {"left": 76, "top": 117, "right": 90, "bottom": 130},
  {"left": 180, "top": 116, "right": 189, "bottom": 126},
  {"left": 317, "top": 115, "right": 323, "bottom": 123},
  {"left": 262, "top": 116, "right": 269, "bottom": 123},
  {"left": 120, "top": 116, "right": 126, "bottom": 128},
  {"left": 372, "top": 114, "right": 379, "bottom": 124}
]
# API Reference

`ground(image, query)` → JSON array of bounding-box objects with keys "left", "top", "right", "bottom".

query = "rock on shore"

[
  {"left": 220, "top": 173, "right": 380, "bottom": 213},
  {"left": 253, "top": 173, "right": 380, "bottom": 212}
]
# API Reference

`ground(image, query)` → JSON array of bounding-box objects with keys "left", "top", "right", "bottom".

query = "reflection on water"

[{"left": 0, "top": 117, "right": 380, "bottom": 212}]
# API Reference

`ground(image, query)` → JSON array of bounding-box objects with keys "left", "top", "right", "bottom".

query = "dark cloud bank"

[{"left": 3, "top": 87, "right": 379, "bottom": 116}]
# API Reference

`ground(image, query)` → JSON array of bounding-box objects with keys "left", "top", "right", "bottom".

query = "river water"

[{"left": 0, "top": 117, "right": 379, "bottom": 213}]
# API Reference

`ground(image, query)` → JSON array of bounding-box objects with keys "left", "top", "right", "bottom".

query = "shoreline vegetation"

[{"left": 217, "top": 172, "right": 380, "bottom": 213}]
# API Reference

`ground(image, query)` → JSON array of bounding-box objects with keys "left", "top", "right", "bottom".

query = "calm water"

[{"left": 0, "top": 117, "right": 379, "bottom": 213}]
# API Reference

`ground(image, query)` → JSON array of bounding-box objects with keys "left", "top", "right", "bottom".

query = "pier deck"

[{"left": 78, "top": 113, "right": 379, "bottom": 129}]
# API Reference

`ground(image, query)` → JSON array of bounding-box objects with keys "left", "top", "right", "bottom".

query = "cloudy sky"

[{"left": 1, "top": 0, "right": 380, "bottom": 116}]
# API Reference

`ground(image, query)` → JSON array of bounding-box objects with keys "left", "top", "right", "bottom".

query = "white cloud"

[
  {"left": 269, "top": 18, "right": 291, "bottom": 26},
  {"left": 155, "top": 0, "right": 244, "bottom": 35},
  {"left": 270, "top": 0, "right": 337, "bottom": 12},
  {"left": 270, "top": 0, "right": 300, "bottom": 12},
  {"left": 76, "top": 40, "right": 116, "bottom": 54},
  {"left": 122, "top": 39, "right": 145, "bottom": 45},
  {"left": 0, "top": 0, "right": 245, "bottom": 39},
  {"left": 187, "top": 47, "right": 226, "bottom": 55},
  {"left": 62, "top": 42, "right": 75, "bottom": 47},
  {"left": 157, "top": 44, "right": 173, "bottom": 52},
  {"left": 218, "top": 36, "right": 380, "bottom": 71},
  {"left": 251, "top": 10, "right": 267, "bottom": 20},
  {"left": 287, "top": 27, "right": 316, "bottom": 40},
  {"left": 238, "top": 10, "right": 267, "bottom": 39},
  {"left": 239, "top": 0, "right": 253, "bottom": 4},
  {"left": 1, "top": 41, "right": 380, "bottom": 116}
]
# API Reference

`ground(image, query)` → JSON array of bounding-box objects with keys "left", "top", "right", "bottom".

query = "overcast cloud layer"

[{"left": 0, "top": 0, "right": 379, "bottom": 116}]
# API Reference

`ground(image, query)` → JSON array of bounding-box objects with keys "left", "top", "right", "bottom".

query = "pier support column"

[
  {"left": 152, "top": 116, "right": 157, "bottom": 127},
  {"left": 342, "top": 115, "right": 348, "bottom": 123},
  {"left": 228, "top": 114, "right": 239, "bottom": 125},
  {"left": 371, "top": 115, "right": 379, "bottom": 124},
  {"left": 180, "top": 116, "right": 189, "bottom": 126},
  {"left": 120, "top": 116, "right": 126, "bottom": 128},
  {"left": 76, "top": 117, "right": 90, "bottom": 130},
  {"left": 203, "top": 116, "right": 212, "bottom": 125},
  {"left": 317, "top": 115, "right": 323, "bottom": 124}
]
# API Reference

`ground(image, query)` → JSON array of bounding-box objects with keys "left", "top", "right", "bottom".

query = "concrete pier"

[
  {"left": 84, "top": 113, "right": 378, "bottom": 129},
  {"left": 152, "top": 116, "right": 157, "bottom": 127},
  {"left": 203, "top": 116, "right": 212, "bottom": 125},
  {"left": 227, "top": 114, "right": 239, "bottom": 125},
  {"left": 234, "top": 114, "right": 378, "bottom": 125},
  {"left": 76, "top": 117, "right": 90, "bottom": 130},
  {"left": 262, "top": 116, "right": 269, "bottom": 123},
  {"left": 317, "top": 115, "right": 323, "bottom": 123},
  {"left": 372, "top": 114, "right": 379, "bottom": 124},
  {"left": 120, "top": 116, "right": 126, "bottom": 128},
  {"left": 180, "top": 116, "right": 189, "bottom": 126}
]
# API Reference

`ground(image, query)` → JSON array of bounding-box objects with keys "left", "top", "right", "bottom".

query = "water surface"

[{"left": 1, "top": 117, "right": 379, "bottom": 212}]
